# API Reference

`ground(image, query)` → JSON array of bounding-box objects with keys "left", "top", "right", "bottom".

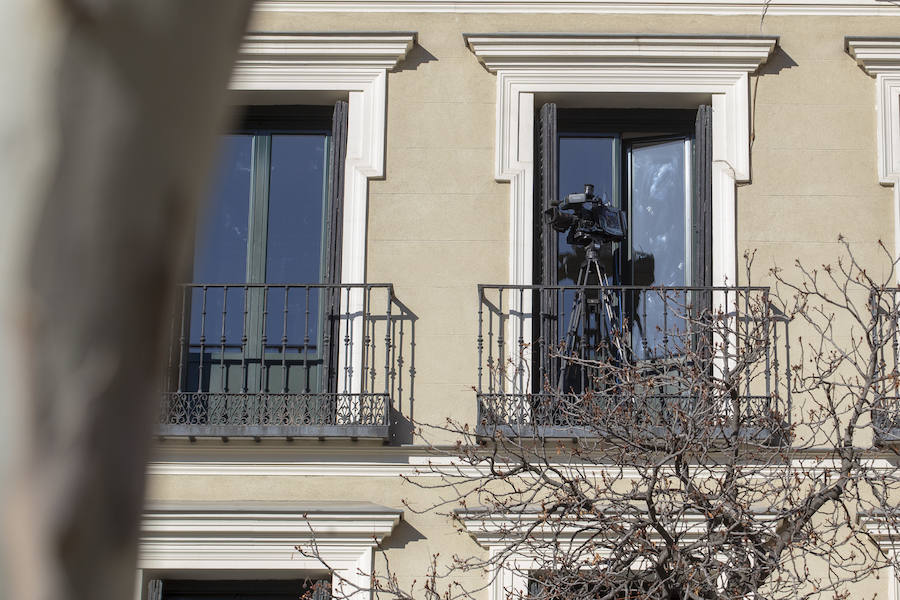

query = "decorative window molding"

[
  {"left": 255, "top": 0, "right": 900, "bottom": 17},
  {"left": 231, "top": 32, "right": 415, "bottom": 286},
  {"left": 857, "top": 513, "right": 900, "bottom": 600},
  {"left": 459, "top": 510, "right": 715, "bottom": 600},
  {"left": 846, "top": 37, "right": 900, "bottom": 271},
  {"left": 230, "top": 32, "right": 414, "bottom": 395},
  {"left": 458, "top": 509, "right": 778, "bottom": 600},
  {"left": 136, "top": 502, "right": 403, "bottom": 600},
  {"left": 464, "top": 33, "right": 776, "bottom": 289}
]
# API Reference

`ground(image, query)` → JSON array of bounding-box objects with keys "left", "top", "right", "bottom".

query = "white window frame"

[
  {"left": 846, "top": 37, "right": 900, "bottom": 277},
  {"left": 135, "top": 502, "right": 402, "bottom": 600},
  {"left": 230, "top": 32, "right": 415, "bottom": 396},
  {"left": 464, "top": 34, "right": 776, "bottom": 290}
]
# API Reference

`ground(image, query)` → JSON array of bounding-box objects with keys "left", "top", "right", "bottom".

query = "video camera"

[{"left": 544, "top": 184, "right": 627, "bottom": 247}]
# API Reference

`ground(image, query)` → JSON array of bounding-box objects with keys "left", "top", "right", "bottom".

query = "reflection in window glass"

[
  {"left": 629, "top": 138, "right": 691, "bottom": 358},
  {"left": 193, "top": 134, "right": 252, "bottom": 284},
  {"left": 187, "top": 128, "right": 334, "bottom": 395},
  {"left": 266, "top": 134, "right": 329, "bottom": 285},
  {"left": 557, "top": 136, "right": 617, "bottom": 286},
  {"left": 266, "top": 134, "right": 330, "bottom": 353},
  {"left": 190, "top": 135, "right": 252, "bottom": 348}
]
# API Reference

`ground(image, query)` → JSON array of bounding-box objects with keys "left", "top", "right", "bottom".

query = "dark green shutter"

[
  {"left": 692, "top": 105, "right": 714, "bottom": 365},
  {"left": 323, "top": 100, "right": 349, "bottom": 394},
  {"left": 538, "top": 103, "right": 559, "bottom": 287},
  {"left": 692, "top": 104, "right": 713, "bottom": 288},
  {"left": 325, "top": 100, "right": 348, "bottom": 287},
  {"left": 537, "top": 103, "right": 559, "bottom": 392}
]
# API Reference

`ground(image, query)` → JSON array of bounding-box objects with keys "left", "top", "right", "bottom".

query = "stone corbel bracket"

[{"left": 464, "top": 33, "right": 776, "bottom": 288}]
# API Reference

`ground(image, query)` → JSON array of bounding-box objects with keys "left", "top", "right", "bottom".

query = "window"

[
  {"left": 185, "top": 104, "right": 345, "bottom": 398},
  {"left": 163, "top": 102, "right": 353, "bottom": 432},
  {"left": 150, "top": 579, "right": 330, "bottom": 600},
  {"left": 467, "top": 36, "right": 783, "bottom": 440},
  {"left": 534, "top": 105, "right": 712, "bottom": 394},
  {"left": 137, "top": 503, "right": 402, "bottom": 600}
]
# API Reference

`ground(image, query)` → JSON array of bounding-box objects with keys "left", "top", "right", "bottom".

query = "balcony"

[
  {"left": 476, "top": 284, "right": 791, "bottom": 441},
  {"left": 158, "top": 283, "right": 397, "bottom": 440},
  {"left": 871, "top": 290, "right": 900, "bottom": 445}
]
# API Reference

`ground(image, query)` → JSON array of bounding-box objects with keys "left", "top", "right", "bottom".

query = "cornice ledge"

[
  {"left": 240, "top": 32, "right": 417, "bottom": 70},
  {"left": 464, "top": 33, "right": 778, "bottom": 72},
  {"left": 858, "top": 511, "right": 900, "bottom": 546},
  {"left": 255, "top": 0, "right": 900, "bottom": 16},
  {"left": 457, "top": 508, "right": 778, "bottom": 548},
  {"left": 847, "top": 37, "right": 900, "bottom": 75},
  {"left": 142, "top": 502, "right": 403, "bottom": 544}
]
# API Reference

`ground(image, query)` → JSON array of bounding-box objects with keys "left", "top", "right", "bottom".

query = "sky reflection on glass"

[
  {"left": 190, "top": 135, "right": 252, "bottom": 347},
  {"left": 629, "top": 139, "right": 689, "bottom": 358},
  {"left": 558, "top": 136, "right": 617, "bottom": 286},
  {"left": 266, "top": 134, "right": 329, "bottom": 352}
]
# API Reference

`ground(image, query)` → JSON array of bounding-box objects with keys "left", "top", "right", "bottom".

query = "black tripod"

[{"left": 557, "top": 242, "right": 628, "bottom": 394}]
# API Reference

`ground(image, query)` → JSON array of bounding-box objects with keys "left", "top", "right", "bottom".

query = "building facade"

[{"left": 139, "top": 2, "right": 900, "bottom": 599}]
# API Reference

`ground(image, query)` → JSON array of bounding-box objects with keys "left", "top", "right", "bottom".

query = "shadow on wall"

[
  {"left": 757, "top": 46, "right": 798, "bottom": 77},
  {"left": 396, "top": 43, "right": 438, "bottom": 72},
  {"left": 382, "top": 520, "right": 428, "bottom": 549},
  {"left": 749, "top": 46, "right": 799, "bottom": 153},
  {"left": 389, "top": 296, "right": 417, "bottom": 445}
]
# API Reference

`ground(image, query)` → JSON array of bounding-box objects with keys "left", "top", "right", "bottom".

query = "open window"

[{"left": 533, "top": 104, "right": 713, "bottom": 397}]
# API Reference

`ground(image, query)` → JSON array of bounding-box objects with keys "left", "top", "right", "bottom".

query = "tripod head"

[{"left": 545, "top": 184, "right": 627, "bottom": 252}]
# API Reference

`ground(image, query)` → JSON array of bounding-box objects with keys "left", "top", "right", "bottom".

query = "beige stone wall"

[
  {"left": 247, "top": 9, "right": 900, "bottom": 439},
  {"left": 144, "top": 7, "right": 900, "bottom": 600}
]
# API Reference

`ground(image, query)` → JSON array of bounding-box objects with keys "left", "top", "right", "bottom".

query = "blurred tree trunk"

[{"left": 0, "top": 2, "right": 252, "bottom": 600}]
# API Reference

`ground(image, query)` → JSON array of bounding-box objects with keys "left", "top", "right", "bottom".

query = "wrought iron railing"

[
  {"left": 159, "top": 283, "right": 396, "bottom": 439},
  {"left": 476, "top": 284, "right": 791, "bottom": 440},
  {"left": 871, "top": 289, "right": 900, "bottom": 444}
]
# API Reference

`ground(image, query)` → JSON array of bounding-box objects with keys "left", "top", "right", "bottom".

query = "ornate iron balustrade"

[
  {"left": 871, "top": 289, "right": 900, "bottom": 444},
  {"left": 159, "top": 283, "right": 396, "bottom": 439},
  {"left": 476, "top": 284, "right": 791, "bottom": 440}
]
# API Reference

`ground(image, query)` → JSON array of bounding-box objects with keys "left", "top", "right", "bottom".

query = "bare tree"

[
  {"left": 0, "top": 2, "right": 252, "bottom": 600},
  {"left": 306, "top": 240, "right": 900, "bottom": 600}
]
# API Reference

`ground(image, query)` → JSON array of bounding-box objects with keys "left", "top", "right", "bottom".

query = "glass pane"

[
  {"left": 265, "top": 134, "right": 330, "bottom": 359},
  {"left": 193, "top": 134, "right": 252, "bottom": 284},
  {"left": 266, "top": 134, "right": 329, "bottom": 285},
  {"left": 629, "top": 138, "right": 690, "bottom": 358},
  {"left": 190, "top": 135, "right": 252, "bottom": 351},
  {"left": 557, "top": 136, "right": 617, "bottom": 286}
]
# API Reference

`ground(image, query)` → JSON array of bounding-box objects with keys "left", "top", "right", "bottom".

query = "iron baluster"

[
  {"left": 283, "top": 286, "right": 290, "bottom": 394},
  {"left": 176, "top": 285, "right": 188, "bottom": 394},
  {"left": 477, "top": 286, "right": 484, "bottom": 395},
  {"left": 197, "top": 286, "right": 208, "bottom": 394},
  {"left": 384, "top": 287, "right": 393, "bottom": 401},
  {"left": 240, "top": 285, "right": 249, "bottom": 395}
]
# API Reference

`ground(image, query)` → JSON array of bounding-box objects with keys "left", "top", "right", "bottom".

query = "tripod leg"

[
  {"left": 558, "top": 291, "right": 583, "bottom": 394},
  {"left": 596, "top": 269, "right": 628, "bottom": 366}
]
